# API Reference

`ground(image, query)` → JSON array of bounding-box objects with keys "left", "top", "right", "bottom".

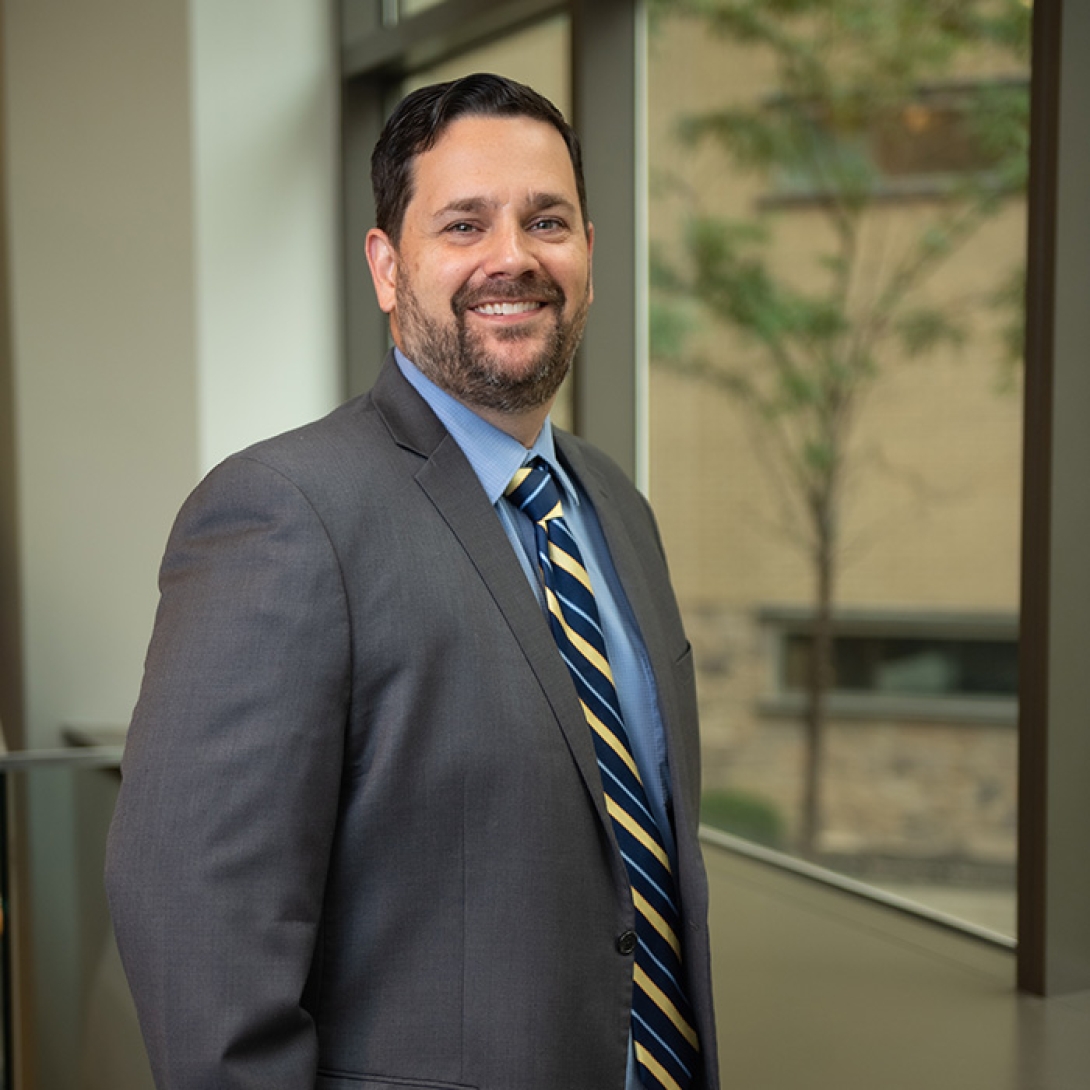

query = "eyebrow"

[{"left": 432, "top": 192, "right": 577, "bottom": 220}]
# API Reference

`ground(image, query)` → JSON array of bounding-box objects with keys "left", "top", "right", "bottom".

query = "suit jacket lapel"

[{"left": 369, "top": 356, "right": 612, "bottom": 829}]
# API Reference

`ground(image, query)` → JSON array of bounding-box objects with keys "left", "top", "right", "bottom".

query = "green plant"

[{"left": 700, "top": 789, "right": 787, "bottom": 849}]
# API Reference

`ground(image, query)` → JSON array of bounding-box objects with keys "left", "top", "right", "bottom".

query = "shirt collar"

[{"left": 394, "top": 349, "right": 580, "bottom": 508}]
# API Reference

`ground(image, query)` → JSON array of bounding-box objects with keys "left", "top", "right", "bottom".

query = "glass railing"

[
  {"left": 0, "top": 744, "right": 1017, "bottom": 1090},
  {"left": 0, "top": 748, "right": 153, "bottom": 1090}
]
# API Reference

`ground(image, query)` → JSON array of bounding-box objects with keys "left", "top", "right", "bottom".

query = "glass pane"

[
  {"left": 1, "top": 759, "right": 152, "bottom": 1089},
  {"left": 399, "top": 13, "right": 575, "bottom": 430},
  {"left": 646, "top": 0, "right": 1029, "bottom": 939}
]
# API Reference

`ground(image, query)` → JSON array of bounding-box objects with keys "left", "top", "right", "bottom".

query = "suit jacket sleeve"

[{"left": 105, "top": 453, "right": 351, "bottom": 1089}]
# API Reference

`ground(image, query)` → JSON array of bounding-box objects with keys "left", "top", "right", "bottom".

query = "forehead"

[{"left": 407, "top": 115, "right": 581, "bottom": 220}]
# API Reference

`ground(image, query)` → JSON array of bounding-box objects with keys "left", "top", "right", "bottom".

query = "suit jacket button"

[{"left": 616, "top": 930, "right": 638, "bottom": 955}]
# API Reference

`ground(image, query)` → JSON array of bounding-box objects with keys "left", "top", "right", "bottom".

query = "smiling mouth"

[{"left": 471, "top": 301, "right": 545, "bottom": 317}]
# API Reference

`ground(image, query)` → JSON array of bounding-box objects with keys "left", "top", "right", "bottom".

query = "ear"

[
  {"left": 365, "top": 228, "right": 399, "bottom": 314},
  {"left": 586, "top": 221, "right": 595, "bottom": 306}
]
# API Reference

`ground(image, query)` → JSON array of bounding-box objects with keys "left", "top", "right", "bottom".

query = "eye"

[
  {"left": 445, "top": 221, "right": 479, "bottom": 235},
  {"left": 531, "top": 216, "right": 567, "bottom": 233}
]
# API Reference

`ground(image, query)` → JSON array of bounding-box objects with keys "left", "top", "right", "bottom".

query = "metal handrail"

[
  {"left": 0, "top": 746, "right": 123, "bottom": 771},
  {"left": 699, "top": 824, "right": 1016, "bottom": 950}
]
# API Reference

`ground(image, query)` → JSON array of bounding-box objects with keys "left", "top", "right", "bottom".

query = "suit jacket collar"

[{"left": 369, "top": 350, "right": 450, "bottom": 459}]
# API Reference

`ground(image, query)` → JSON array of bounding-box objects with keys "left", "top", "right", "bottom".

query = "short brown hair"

[{"left": 371, "top": 72, "right": 588, "bottom": 246}]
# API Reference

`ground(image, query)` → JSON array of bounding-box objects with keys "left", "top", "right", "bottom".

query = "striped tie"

[{"left": 506, "top": 458, "right": 699, "bottom": 1090}]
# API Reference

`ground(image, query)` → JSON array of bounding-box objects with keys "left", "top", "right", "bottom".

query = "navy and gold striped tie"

[{"left": 506, "top": 458, "right": 699, "bottom": 1090}]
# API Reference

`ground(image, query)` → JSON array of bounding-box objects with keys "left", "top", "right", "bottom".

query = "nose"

[{"left": 481, "top": 217, "right": 538, "bottom": 278}]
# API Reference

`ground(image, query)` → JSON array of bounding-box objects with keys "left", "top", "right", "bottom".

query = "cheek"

[
  {"left": 423, "top": 261, "right": 476, "bottom": 306},
  {"left": 560, "top": 259, "right": 592, "bottom": 304}
]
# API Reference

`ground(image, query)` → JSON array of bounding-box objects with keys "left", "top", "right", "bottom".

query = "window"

[
  {"left": 786, "top": 632, "right": 1017, "bottom": 697},
  {"left": 764, "top": 609, "right": 1018, "bottom": 713},
  {"left": 646, "top": 0, "right": 1028, "bottom": 939}
]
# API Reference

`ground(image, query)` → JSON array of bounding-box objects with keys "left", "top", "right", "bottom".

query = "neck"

[
  {"left": 470, "top": 402, "right": 551, "bottom": 448},
  {"left": 390, "top": 344, "right": 556, "bottom": 448}
]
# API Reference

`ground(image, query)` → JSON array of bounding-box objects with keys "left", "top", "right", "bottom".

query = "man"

[{"left": 106, "top": 73, "right": 719, "bottom": 1090}]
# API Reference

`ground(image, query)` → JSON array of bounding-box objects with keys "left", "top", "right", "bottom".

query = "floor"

[{"left": 704, "top": 843, "right": 1090, "bottom": 1090}]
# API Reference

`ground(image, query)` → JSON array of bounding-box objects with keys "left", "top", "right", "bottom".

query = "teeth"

[{"left": 474, "top": 301, "right": 541, "bottom": 316}]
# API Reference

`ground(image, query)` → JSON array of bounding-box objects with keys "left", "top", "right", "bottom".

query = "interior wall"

[
  {"left": 1, "top": 0, "right": 340, "bottom": 751},
  {"left": 190, "top": 0, "right": 340, "bottom": 473},
  {"left": 3, "top": 0, "right": 199, "bottom": 751}
]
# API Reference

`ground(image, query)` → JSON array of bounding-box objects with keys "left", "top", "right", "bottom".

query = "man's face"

[{"left": 367, "top": 115, "right": 593, "bottom": 417}]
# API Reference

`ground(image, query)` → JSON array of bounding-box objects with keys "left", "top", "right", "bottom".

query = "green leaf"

[
  {"left": 894, "top": 307, "right": 968, "bottom": 357},
  {"left": 649, "top": 299, "right": 701, "bottom": 359}
]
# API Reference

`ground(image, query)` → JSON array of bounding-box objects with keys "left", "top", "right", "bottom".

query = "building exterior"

[{"left": 646, "top": 9, "right": 1027, "bottom": 886}]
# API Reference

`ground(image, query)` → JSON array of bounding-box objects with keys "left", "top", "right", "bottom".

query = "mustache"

[{"left": 451, "top": 275, "right": 566, "bottom": 316}]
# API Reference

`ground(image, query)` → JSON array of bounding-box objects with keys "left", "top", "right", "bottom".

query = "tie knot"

[{"left": 505, "top": 459, "right": 563, "bottom": 525}]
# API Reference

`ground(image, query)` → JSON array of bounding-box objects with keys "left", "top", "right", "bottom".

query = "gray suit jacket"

[{"left": 106, "top": 355, "right": 719, "bottom": 1090}]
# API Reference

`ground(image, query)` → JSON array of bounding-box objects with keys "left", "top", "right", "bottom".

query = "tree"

[{"left": 649, "top": 0, "right": 1030, "bottom": 857}]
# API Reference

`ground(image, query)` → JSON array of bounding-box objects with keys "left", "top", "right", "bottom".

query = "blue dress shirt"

[{"left": 394, "top": 350, "right": 675, "bottom": 1089}]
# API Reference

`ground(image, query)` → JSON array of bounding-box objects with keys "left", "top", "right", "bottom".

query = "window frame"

[{"left": 1015, "top": 0, "right": 1090, "bottom": 998}]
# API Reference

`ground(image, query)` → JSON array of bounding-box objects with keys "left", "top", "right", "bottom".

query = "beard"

[{"left": 395, "top": 270, "right": 591, "bottom": 415}]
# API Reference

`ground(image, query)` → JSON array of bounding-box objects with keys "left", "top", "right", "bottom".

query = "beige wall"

[
  {"left": 2, "top": 0, "right": 340, "bottom": 751},
  {"left": 3, "top": 0, "right": 200, "bottom": 753}
]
